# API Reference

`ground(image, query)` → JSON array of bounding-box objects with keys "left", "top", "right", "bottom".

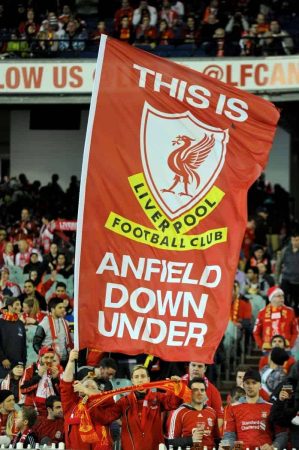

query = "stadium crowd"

[
  {"left": 0, "top": 170, "right": 297, "bottom": 449},
  {"left": 0, "top": 0, "right": 298, "bottom": 58}
]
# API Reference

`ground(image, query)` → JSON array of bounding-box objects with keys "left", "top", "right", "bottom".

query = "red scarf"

[
  {"left": 230, "top": 298, "right": 240, "bottom": 323},
  {"left": 2, "top": 312, "right": 19, "bottom": 321},
  {"left": 79, "top": 380, "right": 190, "bottom": 445}
]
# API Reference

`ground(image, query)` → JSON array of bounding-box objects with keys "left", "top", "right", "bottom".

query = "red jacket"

[
  {"left": 253, "top": 304, "right": 298, "bottom": 349},
  {"left": 60, "top": 380, "right": 113, "bottom": 450},
  {"left": 99, "top": 390, "right": 182, "bottom": 450}
]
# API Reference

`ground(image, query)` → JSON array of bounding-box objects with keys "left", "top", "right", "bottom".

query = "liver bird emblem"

[{"left": 161, "top": 133, "right": 215, "bottom": 197}]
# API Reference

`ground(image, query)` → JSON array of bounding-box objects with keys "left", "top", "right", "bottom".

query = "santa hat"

[{"left": 268, "top": 286, "right": 284, "bottom": 302}]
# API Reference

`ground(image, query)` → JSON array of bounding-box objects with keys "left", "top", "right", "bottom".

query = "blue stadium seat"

[
  {"left": 172, "top": 43, "right": 196, "bottom": 57},
  {"left": 153, "top": 44, "right": 176, "bottom": 57}
]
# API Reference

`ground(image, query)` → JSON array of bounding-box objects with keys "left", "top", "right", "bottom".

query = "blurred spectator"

[
  {"left": 253, "top": 13, "right": 269, "bottom": 34},
  {"left": 240, "top": 24, "right": 263, "bottom": 56},
  {"left": 202, "top": 0, "right": 220, "bottom": 23},
  {"left": 21, "top": 297, "right": 46, "bottom": 365},
  {"left": 54, "top": 21, "right": 66, "bottom": 42},
  {"left": 18, "top": 8, "right": 38, "bottom": 35},
  {"left": 0, "top": 297, "right": 26, "bottom": 380},
  {"left": 159, "top": 0, "right": 178, "bottom": 27},
  {"left": 245, "top": 244, "right": 271, "bottom": 273},
  {"left": 241, "top": 216, "right": 255, "bottom": 259},
  {"left": 229, "top": 281, "right": 252, "bottom": 329},
  {"left": 58, "top": 5, "right": 72, "bottom": 26},
  {"left": 254, "top": 206, "right": 269, "bottom": 247},
  {"left": 0, "top": 229, "right": 6, "bottom": 267},
  {"left": 114, "top": 15, "right": 135, "bottom": 44},
  {"left": 91, "top": 20, "right": 108, "bottom": 40},
  {"left": 224, "top": 281, "right": 252, "bottom": 363},
  {"left": 135, "top": 15, "right": 157, "bottom": 45},
  {"left": 262, "top": 20, "right": 294, "bottom": 56},
  {"left": 0, "top": 362, "right": 24, "bottom": 404},
  {"left": 182, "top": 16, "right": 200, "bottom": 44},
  {"left": 156, "top": 19, "right": 174, "bottom": 45},
  {"left": 12, "top": 406, "right": 37, "bottom": 448},
  {"left": 10, "top": 208, "right": 37, "bottom": 244},
  {"left": 276, "top": 230, "right": 299, "bottom": 313},
  {"left": 39, "top": 214, "right": 54, "bottom": 255},
  {"left": 253, "top": 286, "right": 298, "bottom": 351},
  {"left": 200, "top": 13, "right": 220, "bottom": 48},
  {"left": 260, "top": 347, "right": 289, "bottom": 396},
  {"left": 257, "top": 262, "right": 275, "bottom": 298},
  {"left": 0, "top": 267, "right": 21, "bottom": 302},
  {"left": 170, "top": 0, "right": 184, "bottom": 18},
  {"left": 77, "top": 357, "right": 117, "bottom": 391},
  {"left": 114, "top": 0, "right": 133, "bottom": 30},
  {"left": 43, "top": 242, "right": 58, "bottom": 273},
  {"left": 3, "top": 242, "right": 15, "bottom": 268},
  {"left": 55, "top": 253, "right": 73, "bottom": 279},
  {"left": 59, "top": 20, "right": 86, "bottom": 52},
  {"left": 15, "top": 239, "right": 32, "bottom": 269},
  {"left": 245, "top": 266, "right": 260, "bottom": 296},
  {"left": 269, "top": 372, "right": 299, "bottom": 448},
  {"left": 132, "top": 0, "right": 158, "bottom": 27},
  {"left": 23, "top": 251, "right": 43, "bottom": 278},
  {"left": 0, "top": 390, "right": 18, "bottom": 439},
  {"left": 259, "top": 334, "right": 296, "bottom": 375},
  {"left": 18, "top": 279, "right": 47, "bottom": 311},
  {"left": 225, "top": 11, "right": 249, "bottom": 41},
  {"left": 214, "top": 27, "right": 232, "bottom": 56}
]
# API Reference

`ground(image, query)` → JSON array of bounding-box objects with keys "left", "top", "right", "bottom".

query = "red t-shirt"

[
  {"left": 33, "top": 417, "right": 64, "bottom": 443},
  {"left": 224, "top": 400, "right": 280, "bottom": 449},
  {"left": 167, "top": 404, "right": 219, "bottom": 448}
]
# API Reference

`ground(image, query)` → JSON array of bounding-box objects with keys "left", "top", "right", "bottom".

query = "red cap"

[
  {"left": 267, "top": 286, "right": 284, "bottom": 302},
  {"left": 38, "top": 347, "right": 55, "bottom": 357}
]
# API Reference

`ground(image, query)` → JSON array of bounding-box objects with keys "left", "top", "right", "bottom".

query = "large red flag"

[{"left": 74, "top": 36, "right": 279, "bottom": 363}]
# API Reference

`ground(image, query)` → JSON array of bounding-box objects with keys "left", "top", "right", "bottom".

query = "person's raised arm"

[{"left": 62, "top": 349, "right": 78, "bottom": 381}]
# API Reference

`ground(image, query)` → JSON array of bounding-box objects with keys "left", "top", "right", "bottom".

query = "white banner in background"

[{"left": 0, "top": 56, "right": 297, "bottom": 94}]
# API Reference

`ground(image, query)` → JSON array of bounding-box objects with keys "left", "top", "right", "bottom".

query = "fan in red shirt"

[
  {"left": 33, "top": 395, "right": 64, "bottom": 444},
  {"left": 114, "top": 0, "right": 134, "bottom": 29},
  {"left": 182, "top": 362, "right": 224, "bottom": 430},
  {"left": 61, "top": 349, "right": 113, "bottom": 450},
  {"left": 253, "top": 286, "right": 298, "bottom": 351},
  {"left": 221, "top": 369, "right": 287, "bottom": 450},
  {"left": 167, "top": 377, "right": 218, "bottom": 449},
  {"left": 230, "top": 281, "right": 252, "bottom": 326},
  {"left": 259, "top": 334, "right": 296, "bottom": 374}
]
